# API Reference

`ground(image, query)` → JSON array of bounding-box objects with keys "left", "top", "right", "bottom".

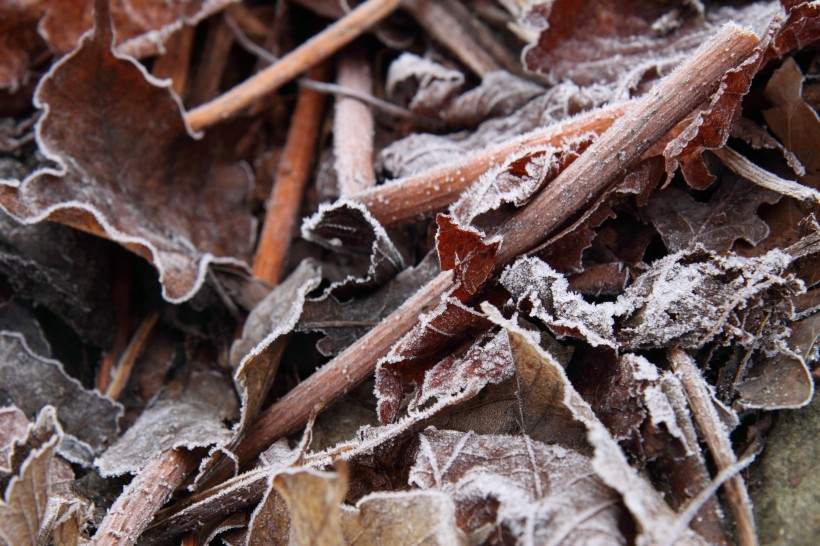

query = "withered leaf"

[
  {"left": 0, "top": 406, "right": 89, "bottom": 546},
  {"left": 95, "top": 371, "right": 238, "bottom": 476},
  {"left": 0, "top": 0, "right": 45, "bottom": 92},
  {"left": 386, "top": 53, "right": 465, "bottom": 117},
  {"left": 0, "top": 2, "right": 255, "bottom": 303},
  {"left": 434, "top": 214, "right": 499, "bottom": 297},
  {"left": 409, "top": 429, "right": 625, "bottom": 545},
  {"left": 0, "top": 407, "right": 28, "bottom": 475},
  {"left": 763, "top": 57, "right": 820, "bottom": 189},
  {"left": 0, "top": 332, "right": 122, "bottom": 464},
  {"left": 272, "top": 467, "right": 348, "bottom": 546},
  {"left": 340, "top": 490, "right": 466, "bottom": 546},
  {"left": 442, "top": 70, "right": 544, "bottom": 129},
  {"left": 301, "top": 200, "right": 404, "bottom": 298},
  {"left": 644, "top": 176, "right": 781, "bottom": 253}
]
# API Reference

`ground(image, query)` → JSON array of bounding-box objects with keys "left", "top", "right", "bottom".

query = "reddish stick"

[
  {"left": 252, "top": 65, "right": 329, "bottom": 285},
  {"left": 186, "top": 0, "right": 402, "bottom": 131}
]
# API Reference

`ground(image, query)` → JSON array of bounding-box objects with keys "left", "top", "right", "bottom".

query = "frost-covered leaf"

[
  {"left": 763, "top": 57, "right": 820, "bottom": 189},
  {"left": 0, "top": 209, "right": 114, "bottom": 347},
  {"left": 386, "top": 53, "right": 465, "bottom": 116},
  {"left": 272, "top": 467, "right": 347, "bottom": 546},
  {"left": 0, "top": 332, "right": 122, "bottom": 464},
  {"left": 0, "top": 1, "right": 255, "bottom": 303},
  {"left": 298, "top": 253, "right": 439, "bottom": 357},
  {"left": 409, "top": 429, "right": 625, "bottom": 545},
  {"left": 503, "top": 247, "right": 802, "bottom": 351},
  {"left": 341, "top": 490, "right": 466, "bottom": 546},
  {"left": 521, "top": 0, "right": 776, "bottom": 89},
  {"left": 301, "top": 201, "right": 404, "bottom": 298},
  {"left": 0, "top": 407, "right": 28, "bottom": 475},
  {"left": 95, "top": 371, "right": 238, "bottom": 476},
  {"left": 434, "top": 214, "right": 499, "bottom": 298},
  {"left": 644, "top": 176, "right": 781, "bottom": 253},
  {"left": 0, "top": 406, "right": 89, "bottom": 546},
  {"left": 442, "top": 70, "right": 544, "bottom": 128}
]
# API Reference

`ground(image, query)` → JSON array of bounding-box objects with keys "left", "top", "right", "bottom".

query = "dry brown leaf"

[
  {"left": 763, "top": 57, "right": 820, "bottom": 189},
  {"left": 0, "top": 1, "right": 255, "bottom": 303},
  {"left": 272, "top": 466, "right": 348, "bottom": 546},
  {"left": 644, "top": 175, "right": 781, "bottom": 253}
]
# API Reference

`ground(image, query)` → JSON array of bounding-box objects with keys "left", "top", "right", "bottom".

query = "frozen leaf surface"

[
  {"left": 0, "top": 332, "right": 122, "bottom": 463},
  {"left": 95, "top": 371, "right": 238, "bottom": 476},
  {"left": 0, "top": 2, "right": 255, "bottom": 303},
  {"left": 644, "top": 176, "right": 781, "bottom": 253},
  {"left": 386, "top": 53, "right": 465, "bottom": 116}
]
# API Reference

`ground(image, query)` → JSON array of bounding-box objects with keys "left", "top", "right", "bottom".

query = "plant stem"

[
  {"left": 186, "top": 0, "right": 402, "bottom": 131},
  {"left": 252, "top": 65, "right": 328, "bottom": 285}
]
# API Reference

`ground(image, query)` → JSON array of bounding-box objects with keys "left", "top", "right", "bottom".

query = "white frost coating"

[{"left": 0, "top": 20, "right": 254, "bottom": 303}]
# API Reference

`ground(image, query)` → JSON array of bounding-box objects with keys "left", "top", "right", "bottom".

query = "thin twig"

[
  {"left": 353, "top": 102, "right": 628, "bottom": 226},
  {"left": 152, "top": 26, "right": 195, "bottom": 97},
  {"left": 105, "top": 311, "right": 160, "bottom": 400},
  {"left": 402, "top": 0, "right": 503, "bottom": 77},
  {"left": 94, "top": 449, "right": 200, "bottom": 546},
  {"left": 225, "top": 12, "right": 279, "bottom": 65},
  {"left": 668, "top": 347, "right": 759, "bottom": 546},
  {"left": 96, "top": 258, "right": 132, "bottom": 393},
  {"left": 713, "top": 146, "right": 820, "bottom": 204},
  {"left": 334, "top": 46, "right": 377, "bottom": 196},
  {"left": 252, "top": 65, "right": 329, "bottom": 284},
  {"left": 186, "top": 0, "right": 402, "bottom": 131}
]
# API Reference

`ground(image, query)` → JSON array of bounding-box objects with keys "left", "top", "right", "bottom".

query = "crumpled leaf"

[
  {"left": 409, "top": 428, "right": 625, "bottom": 545},
  {"left": 0, "top": 1, "right": 255, "bottom": 303},
  {"left": 386, "top": 53, "right": 465, "bottom": 117},
  {"left": 298, "top": 253, "right": 439, "bottom": 357},
  {"left": 0, "top": 208, "right": 114, "bottom": 347},
  {"left": 442, "top": 70, "right": 544, "bottom": 129},
  {"left": 0, "top": 406, "right": 90, "bottom": 546},
  {"left": 0, "top": 407, "right": 28, "bottom": 475},
  {"left": 379, "top": 81, "right": 610, "bottom": 179},
  {"left": 662, "top": 2, "right": 820, "bottom": 189},
  {"left": 521, "top": 0, "right": 776, "bottom": 89},
  {"left": 301, "top": 200, "right": 404, "bottom": 298},
  {"left": 95, "top": 371, "right": 238, "bottom": 476},
  {"left": 340, "top": 490, "right": 466, "bottom": 546},
  {"left": 481, "top": 311, "right": 711, "bottom": 545},
  {"left": 0, "top": 332, "right": 122, "bottom": 464},
  {"left": 763, "top": 57, "right": 820, "bottom": 188},
  {"left": 503, "top": 247, "right": 801, "bottom": 352},
  {"left": 272, "top": 467, "right": 348, "bottom": 546},
  {"left": 644, "top": 176, "right": 781, "bottom": 253}
]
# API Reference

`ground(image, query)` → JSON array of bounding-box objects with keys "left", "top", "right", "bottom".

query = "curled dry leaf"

[
  {"left": 0, "top": 332, "right": 122, "bottom": 464},
  {"left": 340, "top": 490, "right": 466, "bottom": 546},
  {"left": 95, "top": 371, "right": 238, "bottom": 477},
  {"left": 272, "top": 467, "right": 348, "bottom": 546},
  {"left": 442, "top": 70, "right": 544, "bottom": 129},
  {"left": 0, "top": 406, "right": 28, "bottom": 474},
  {"left": 409, "top": 429, "right": 626, "bottom": 546},
  {"left": 0, "top": 406, "right": 91, "bottom": 546},
  {"left": 503, "top": 246, "right": 801, "bottom": 352},
  {"left": 385, "top": 53, "right": 465, "bottom": 117},
  {"left": 644, "top": 175, "right": 781, "bottom": 253},
  {"left": 0, "top": 1, "right": 255, "bottom": 303}
]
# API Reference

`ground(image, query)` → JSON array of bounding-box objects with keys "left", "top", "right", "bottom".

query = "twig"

[
  {"left": 713, "top": 146, "right": 820, "bottom": 204},
  {"left": 353, "top": 102, "right": 628, "bottom": 226},
  {"left": 105, "top": 311, "right": 160, "bottom": 400},
  {"left": 299, "top": 79, "right": 440, "bottom": 128},
  {"left": 401, "top": 0, "right": 502, "bottom": 77},
  {"left": 334, "top": 46, "right": 377, "bottom": 196},
  {"left": 668, "top": 348, "right": 758, "bottom": 546},
  {"left": 252, "top": 65, "right": 329, "bottom": 285},
  {"left": 152, "top": 26, "right": 195, "bottom": 97},
  {"left": 189, "top": 15, "right": 234, "bottom": 107},
  {"left": 225, "top": 12, "right": 279, "bottom": 66},
  {"left": 186, "top": 0, "right": 402, "bottom": 131},
  {"left": 404, "top": 0, "right": 521, "bottom": 76},
  {"left": 93, "top": 449, "right": 200, "bottom": 546},
  {"left": 96, "top": 258, "right": 133, "bottom": 393}
]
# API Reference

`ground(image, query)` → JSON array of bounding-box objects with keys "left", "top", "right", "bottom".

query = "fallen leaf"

[
  {"left": 95, "top": 371, "right": 238, "bottom": 476},
  {"left": 0, "top": 1, "right": 255, "bottom": 303},
  {"left": 442, "top": 70, "right": 544, "bottom": 129},
  {"left": 341, "top": 490, "right": 466, "bottom": 546},
  {"left": 0, "top": 407, "right": 28, "bottom": 475},
  {"left": 0, "top": 332, "right": 122, "bottom": 464},
  {"left": 386, "top": 53, "right": 465, "bottom": 117},
  {"left": 644, "top": 175, "right": 781, "bottom": 253},
  {"left": 763, "top": 57, "right": 820, "bottom": 188},
  {"left": 272, "top": 466, "right": 348, "bottom": 546}
]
